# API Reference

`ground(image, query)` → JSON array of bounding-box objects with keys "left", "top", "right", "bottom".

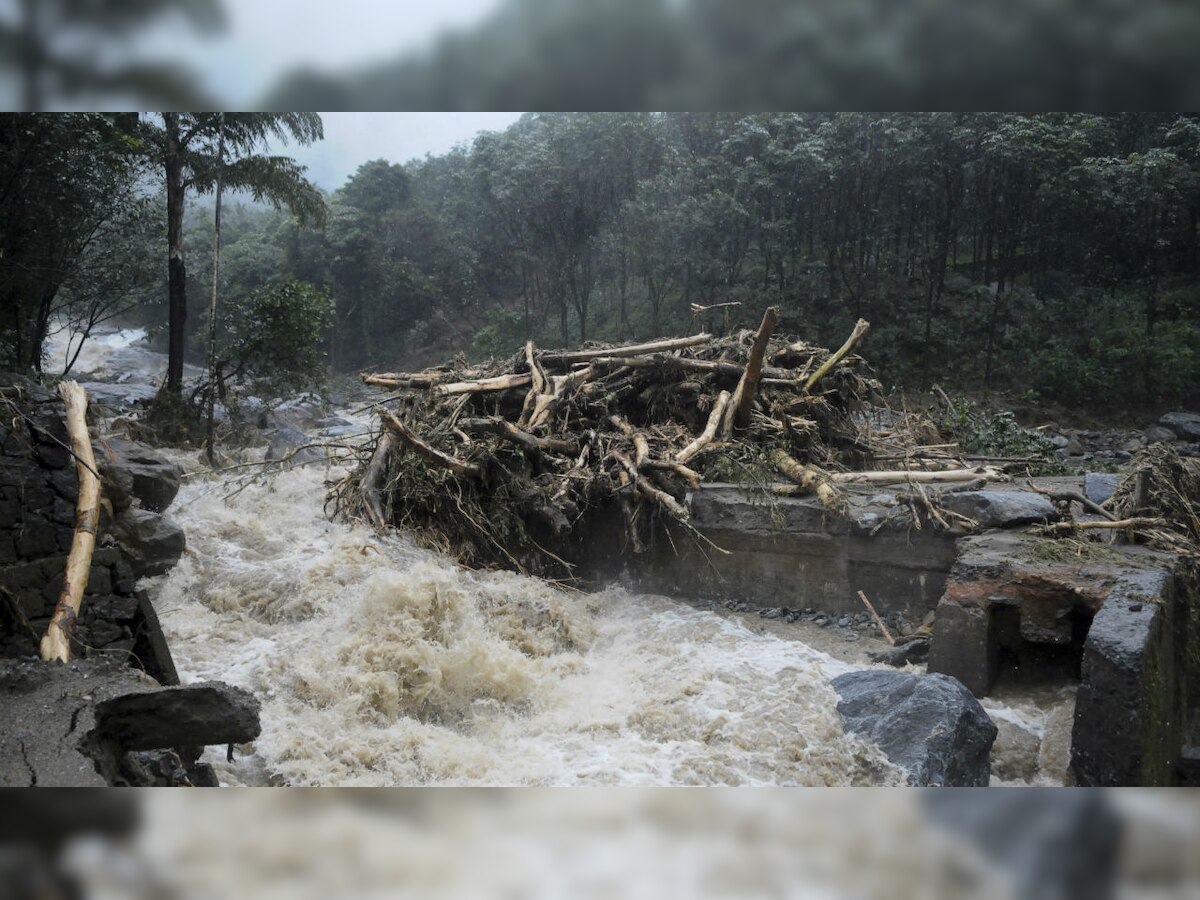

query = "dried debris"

[{"left": 333, "top": 314, "right": 1008, "bottom": 576}]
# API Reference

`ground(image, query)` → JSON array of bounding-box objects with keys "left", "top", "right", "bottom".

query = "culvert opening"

[{"left": 990, "top": 603, "right": 1094, "bottom": 690}]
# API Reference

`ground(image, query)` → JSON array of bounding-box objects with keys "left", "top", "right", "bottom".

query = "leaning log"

[
  {"left": 40, "top": 382, "right": 100, "bottom": 664},
  {"left": 677, "top": 390, "right": 731, "bottom": 464},
  {"left": 723, "top": 306, "right": 779, "bottom": 435},
  {"left": 803, "top": 318, "right": 870, "bottom": 393},
  {"left": 383, "top": 413, "right": 482, "bottom": 479}
]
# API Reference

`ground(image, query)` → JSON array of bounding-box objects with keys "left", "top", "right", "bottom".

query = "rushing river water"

[
  {"left": 52, "top": 325, "right": 1074, "bottom": 786},
  {"left": 151, "top": 462, "right": 907, "bottom": 787}
]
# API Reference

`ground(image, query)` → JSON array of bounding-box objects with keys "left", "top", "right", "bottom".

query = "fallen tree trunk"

[
  {"left": 677, "top": 391, "right": 731, "bottom": 464},
  {"left": 434, "top": 373, "right": 532, "bottom": 396},
  {"left": 723, "top": 306, "right": 779, "bottom": 435},
  {"left": 612, "top": 450, "right": 690, "bottom": 520},
  {"left": 462, "top": 417, "right": 579, "bottom": 456},
  {"left": 384, "top": 413, "right": 482, "bottom": 478},
  {"left": 770, "top": 448, "right": 845, "bottom": 513},
  {"left": 361, "top": 430, "right": 395, "bottom": 530},
  {"left": 40, "top": 382, "right": 100, "bottom": 664},
  {"left": 829, "top": 466, "right": 1001, "bottom": 485},
  {"left": 540, "top": 334, "right": 714, "bottom": 367},
  {"left": 588, "top": 355, "right": 796, "bottom": 382}
]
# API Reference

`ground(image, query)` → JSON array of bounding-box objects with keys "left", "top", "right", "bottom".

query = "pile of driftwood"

[{"left": 337, "top": 311, "right": 998, "bottom": 576}]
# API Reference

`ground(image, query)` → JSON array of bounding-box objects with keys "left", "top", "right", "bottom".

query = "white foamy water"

[{"left": 148, "top": 463, "right": 905, "bottom": 787}]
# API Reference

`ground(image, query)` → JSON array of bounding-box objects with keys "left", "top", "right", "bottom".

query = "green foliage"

[
  {"left": 938, "top": 400, "right": 1059, "bottom": 465},
  {"left": 221, "top": 280, "right": 333, "bottom": 398},
  {"left": 0, "top": 113, "right": 147, "bottom": 372}
]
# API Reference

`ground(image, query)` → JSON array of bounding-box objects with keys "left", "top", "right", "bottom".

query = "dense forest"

[{"left": 4, "top": 112, "right": 1200, "bottom": 410}]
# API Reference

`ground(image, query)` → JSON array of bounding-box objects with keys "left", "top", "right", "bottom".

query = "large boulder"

[
  {"left": 832, "top": 670, "right": 998, "bottom": 786},
  {"left": 939, "top": 490, "right": 1056, "bottom": 528},
  {"left": 1159, "top": 412, "right": 1200, "bottom": 442},
  {"left": 265, "top": 426, "right": 324, "bottom": 464},
  {"left": 1083, "top": 473, "right": 1119, "bottom": 506},
  {"left": 113, "top": 508, "right": 186, "bottom": 578},
  {"left": 95, "top": 438, "right": 182, "bottom": 513}
]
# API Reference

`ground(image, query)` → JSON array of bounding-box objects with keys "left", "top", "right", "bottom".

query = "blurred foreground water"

[{"left": 2, "top": 789, "right": 1198, "bottom": 899}]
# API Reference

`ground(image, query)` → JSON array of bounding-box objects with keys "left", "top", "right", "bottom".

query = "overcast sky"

[
  {"left": 139, "top": 0, "right": 503, "bottom": 104},
  {"left": 287, "top": 113, "right": 523, "bottom": 190}
]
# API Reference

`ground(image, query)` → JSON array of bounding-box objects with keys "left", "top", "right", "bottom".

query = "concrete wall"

[{"left": 572, "top": 483, "right": 957, "bottom": 619}]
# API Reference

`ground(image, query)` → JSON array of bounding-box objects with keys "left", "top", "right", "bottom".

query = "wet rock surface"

[
  {"left": 1159, "top": 411, "right": 1200, "bottom": 442},
  {"left": 0, "top": 657, "right": 259, "bottom": 786},
  {"left": 265, "top": 425, "right": 324, "bottom": 463},
  {"left": 95, "top": 437, "right": 182, "bottom": 513},
  {"left": 938, "top": 490, "right": 1057, "bottom": 528},
  {"left": 113, "top": 508, "right": 186, "bottom": 579},
  {"left": 832, "top": 670, "right": 997, "bottom": 786}
]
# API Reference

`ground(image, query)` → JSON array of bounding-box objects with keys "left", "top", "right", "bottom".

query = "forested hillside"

[{"left": 6, "top": 112, "right": 1200, "bottom": 409}]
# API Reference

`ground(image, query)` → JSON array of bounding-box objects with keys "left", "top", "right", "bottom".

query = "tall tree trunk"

[
  {"left": 164, "top": 114, "right": 188, "bottom": 394},
  {"left": 205, "top": 114, "right": 225, "bottom": 466}
]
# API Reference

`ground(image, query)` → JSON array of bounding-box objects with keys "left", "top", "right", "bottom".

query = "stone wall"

[
  {"left": 0, "top": 378, "right": 181, "bottom": 685},
  {"left": 569, "top": 483, "right": 958, "bottom": 620}
]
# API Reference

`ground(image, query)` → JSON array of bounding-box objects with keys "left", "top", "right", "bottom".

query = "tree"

[
  {"left": 0, "top": 0, "right": 224, "bottom": 110},
  {"left": 137, "top": 113, "right": 327, "bottom": 394},
  {"left": 0, "top": 113, "right": 146, "bottom": 372}
]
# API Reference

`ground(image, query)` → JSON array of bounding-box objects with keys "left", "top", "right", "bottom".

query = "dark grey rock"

[
  {"left": 266, "top": 426, "right": 323, "bottom": 464},
  {"left": 1159, "top": 412, "right": 1200, "bottom": 441},
  {"left": 938, "top": 491, "right": 1057, "bottom": 528},
  {"left": 113, "top": 509, "right": 186, "bottom": 578},
  {"left": 922, "top": 791, "right": 1121, "bottom": 900},
  {"left": 0, "top": 658, "right": 256, "bottom": 786},
  {"left": 92, "top": 682, "right": 260, "bottom": 752},
  {"left": 16, "top": 518, "right": 59, "bottom": 559},
  {"left": 1147, "top": 427, "right": 1176, "bottom": 446},
  {"left": 95, "top": 438, "right": 183, "bottom": 513},
  {"left": 1083, "top": 473, "right": 1120, "bottom": 505},
  {"left": 832, "top": 669, "right": 997, "bottom": 786}
]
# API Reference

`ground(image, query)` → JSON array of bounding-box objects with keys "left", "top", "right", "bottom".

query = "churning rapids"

[
  {"left": 152, "top": 462, "right": 902, "bottom": 787},
  {"left": 51, "top": 326, "right": 1074, "bottom": 786}
]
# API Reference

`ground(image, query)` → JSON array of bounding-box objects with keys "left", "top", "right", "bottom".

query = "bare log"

[
  {"left": 611, "top": 451, "right": 690, "bottom": 520},
  {"left": 383, "top": 413, "right": 482, "bottom": 478},
  {"left": 361, "top": 431, "right": 395, "bottom": 530},
  {"left": 643, "top": 458, "right": 702, "bottom": 488},
  {"left": 770, "top": 449, "right": 845, "bottom": 513},
  {"left": 804, "top": 318, "right": 870, "bottom": 393},
  {"left": 589, "top": 355, "right": 796, "bottom": 382},
  {"left": 435, "top": 373, "right": 532, "bottom": 396},
  {"left": 527, "top": 366, "right": 595, "bottom": 430},
  {"left": 361, "top": 372, "right": 443, "bottom": 389},
  {"left": 677, "top": 390, "right": 731, "bottom": 464},
  {"left": 540, "top": 334, "right": 714, "bottom": 367},
  {"left": 40, "top": 382, "right": 100, "bottom": 663},
  {"left": 723, "top": 306, "right": 779, "bottom": 436},
  {"left": 830, "top": 466, "right": 1002, "bottom": 485},
  {"left": 857, "top": 591, "right": 895, "bottom": 645},
  {"left": 1026, "top": 480, "right": 1118, "bottom": 522},
  {"left": 462, "top": 418, "right": 579, "bottom": 456}
]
